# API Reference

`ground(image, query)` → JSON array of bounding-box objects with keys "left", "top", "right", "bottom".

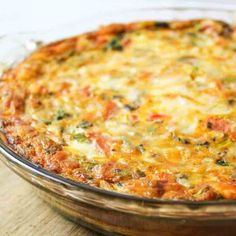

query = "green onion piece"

[
  {"left": 146, "top": 126, "right": 156, "bottom": 133},
  {"left": 190, "top": 66, "right": 199, "bottom": 79},
  {"left": 114, "top": 169, "right": 131, "bottom": 178},
  {"left": 76, "top": 120, "right": 93, "bottom": 129},
  {"left": 55, "top": 109, "right": 70, "bottom": 120},
  {"left": 222, "top": 77, "right": 236, "bottom": 83},
  {"left": 72, "top": 133, "right": 88, "bottom": 142},
  {"left": 105, "top": 37, "right": 123, "bottom": 51},
  {"left": 136, "top": 169, "right": 146, "bottom": 177},
  {"left": 216, "top": 159, "right": 229, "bottom": 166},
  {"left": 215, "top": 139, "right": 232, "bottom": 149}
]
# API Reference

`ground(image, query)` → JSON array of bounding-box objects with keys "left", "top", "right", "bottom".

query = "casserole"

[{"left": 1, "top": 5, "right": 236, "bottom": 235}]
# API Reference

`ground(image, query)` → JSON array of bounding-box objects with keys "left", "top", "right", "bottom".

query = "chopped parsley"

[
  {"left": 76, "top": 120, "right": 93, "bottom": 129},
  {"left": 55, "top": 109, "right": 70, "bottom": 120},
  {"left": 84, "top": 162, "right": 97, "bottom": 171},
  {"left": 190, "top": 66, "right": 199, "bottom": 79},
  {"left": 216, "top": 159, "right": 229, "bottom": 167},
  {"left": 174, "top": 135, "right": 191, "bottom": 145},
  {"left": 112, "top": 94, "right": 123, "bottom": 99},
  {"left": 146, "top": 126, "right": 157, "bottom": 134},
  {"left": 105, "top": 36, "right": 123, "bottom": 51},
  {"left": 197, "top": 141, "right": 210, "bottom": 147},
  {"left": 72, "top": 133, "right": 89, "bottom": 142},
  {"left": 136, "top": 169, "right": 146, "bottom": 177},
  {"left": 215, "top": 139, "right": 232, "bottom": 149},
  {"left": 114, "top": 169, "right": 131, "bottom": 178},
  {"left": 222, "top": 77, "right": 236, "bottom": 83}
]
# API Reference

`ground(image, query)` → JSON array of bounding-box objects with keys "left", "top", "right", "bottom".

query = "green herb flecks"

[
  {"left": 190, "top": 66, "right": 199, "bottom": 80},
  {"left": 194, "top": 186, "right": 211, "bottom": 197},
  {"left": 136, "top": 169, "right": 146, "bottom": 177},
  {"left": 114, "top": 169, "right": 132, "bottom": 179},
  {"left": 174, "top": 135, "right": 191, "bottom": 145},
  {"left": 216, "top": 159, "right": 229, "bottom": 166},
  {"left": 177, "top": 55, "right": 196, "bottom": 64},
  {"left": 194, "top": 23, "right": 202, "bottom": 32},
  {"left": 55, "top": 109, "right": 71, "bottom": 120},
  {"left": 84, "top": 162, "right": 98, "bottom": 171},
  {"left": 44, "top": 120, "right": 52, "bottom": 125},
  {"left": 146, "top": 126, "right": 157, "bottom": 134},
  {"left": 72, "top": 133, "right": 89, "bottom": 143},
  {"left": 215, "top": 139, "right": 232, "bottom": 149},
  {"left": 197, "top": 141, "right": 210, "bottom": 148},
  {"left": 222, "top": 77, "right": 236, "bottom": 83},
  {"left": 76, "top": 120, "right": 93, "bottom": 129},
  {"left": 105, "top": 36, "right": 123, "bottom": 51},
  {"left": 185, "top": 31, "right": 198, "bottom": 46}
]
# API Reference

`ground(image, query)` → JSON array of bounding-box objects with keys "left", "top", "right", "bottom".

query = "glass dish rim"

[{"left": 1, "top": 5, "right": 236, "bottom": 207}]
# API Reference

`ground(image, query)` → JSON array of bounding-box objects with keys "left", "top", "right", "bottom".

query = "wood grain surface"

[{"left": 0, "top": 160, "right": 99, "bottom": 236}]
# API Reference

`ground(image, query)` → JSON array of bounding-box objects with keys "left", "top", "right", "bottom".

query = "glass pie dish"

[{"left": 1, "top": 4, "right": 236, "bottom": 236}]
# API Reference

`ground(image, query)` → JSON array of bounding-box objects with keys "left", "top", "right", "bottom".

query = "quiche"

[{"left": 1, "top": 19, "right": 236, "bottom": 201}]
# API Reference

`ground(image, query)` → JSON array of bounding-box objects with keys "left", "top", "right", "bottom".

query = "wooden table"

[{"left": 0, "top": 160, "right": 99, "bottom": 236}]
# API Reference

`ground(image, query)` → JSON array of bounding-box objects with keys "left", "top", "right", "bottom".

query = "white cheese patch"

[{"left": 69, "top": 140, "right": 103, "bottom": 160}]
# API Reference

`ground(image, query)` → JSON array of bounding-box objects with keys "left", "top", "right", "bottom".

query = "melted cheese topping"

[{"left": 1, "top": 19, "right": 236, "bottom": 200}]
